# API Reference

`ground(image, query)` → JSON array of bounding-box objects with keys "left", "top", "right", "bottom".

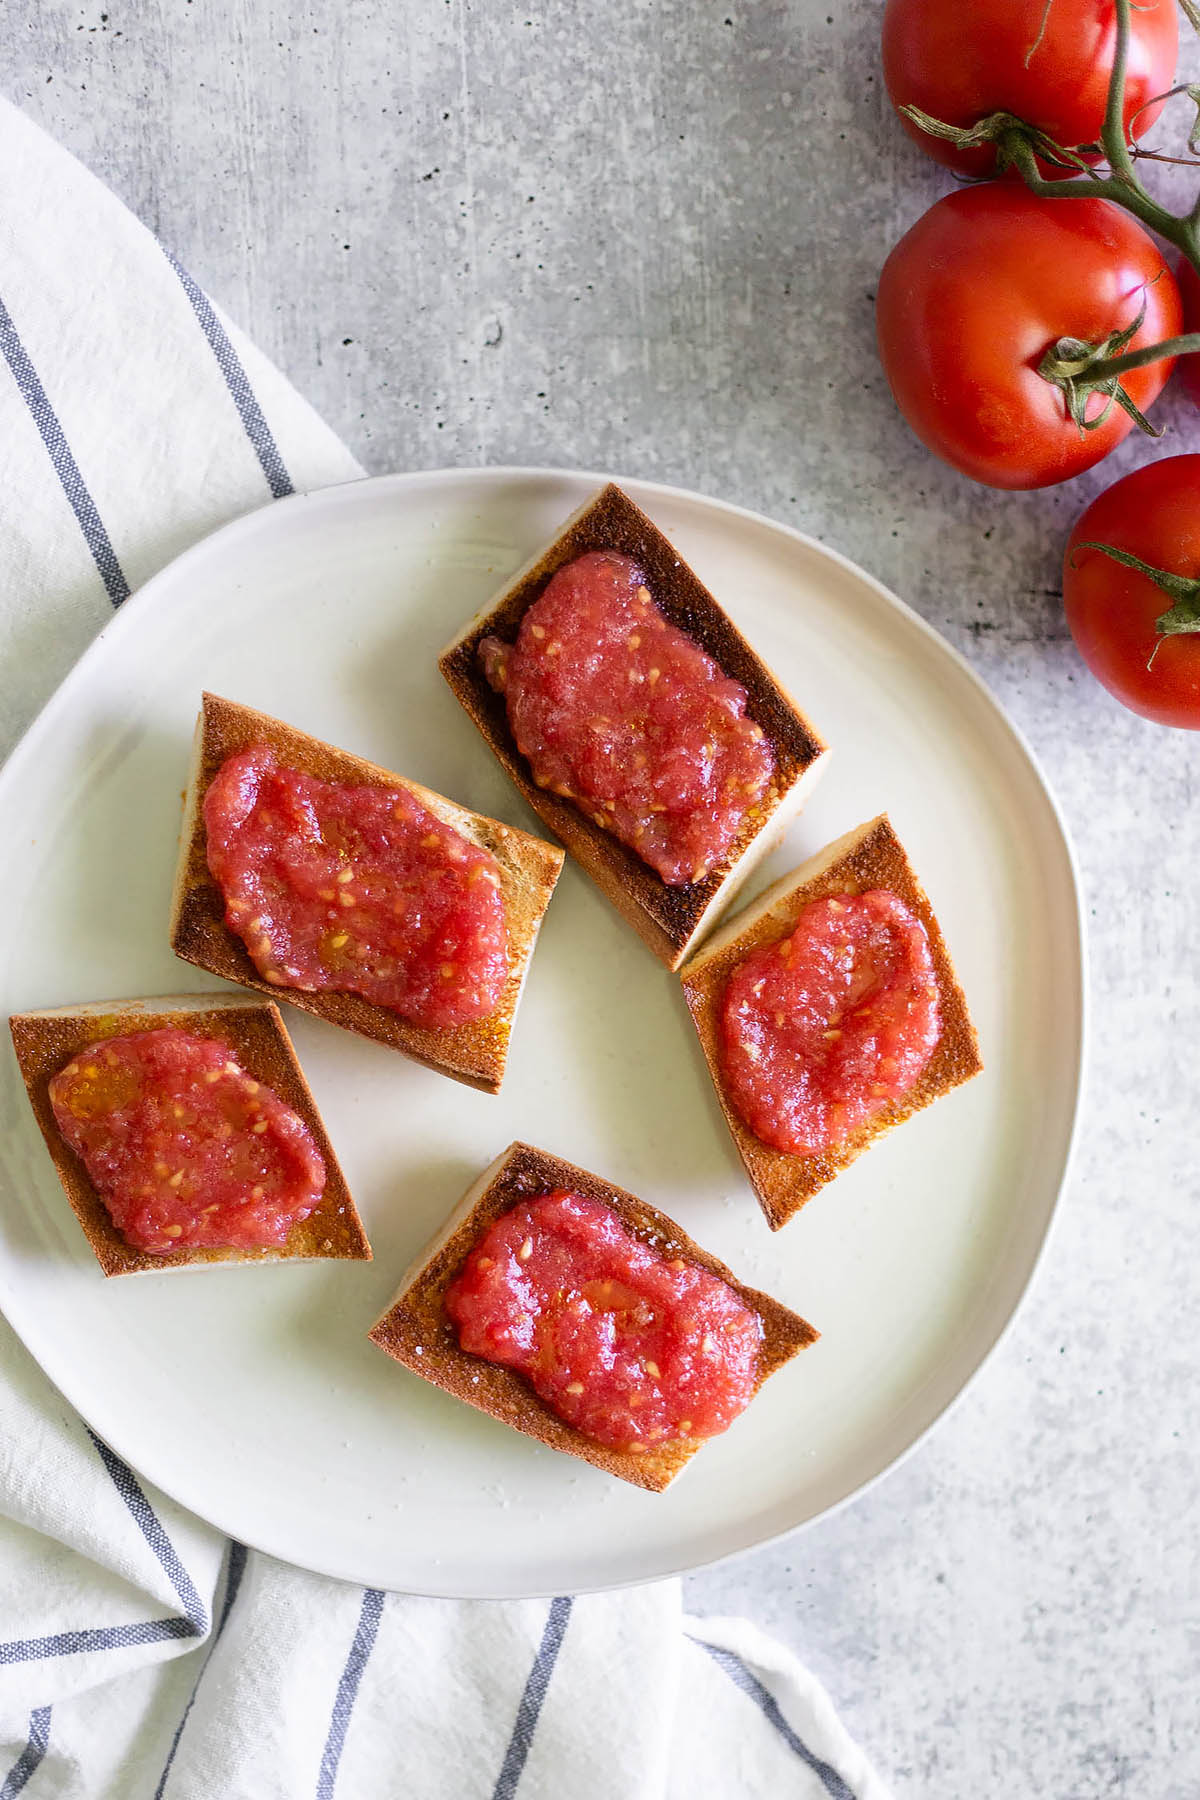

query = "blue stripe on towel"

[
  {"left": 492, "top": 1596, "right": 573, "bottom": 1800},
  {"left": 0, "top": 1618, "right": 195, "bottom": 1667},
  {"left": 87, "top": 1430, "right": 207, "bottom": 1634},
  {"left": 315, "top": 1588, "right": 385, "bottom": 1799},
  {"left": 164, "top": 252, "right": 295, "bottom": 499},
  {"left": 700, "top": 1642, "right": 856, "bottom": 1800},
  {"left": 153, "top": 1540, "right": 249, "bottom": 1799},
  {"left": 0, "top": 1707, "right": 51, "bottom": 1799},
  {"left": 0, "top": 292, "right": 130, "bottom": 606}
]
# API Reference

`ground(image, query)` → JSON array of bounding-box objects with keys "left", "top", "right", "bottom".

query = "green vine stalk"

[{"left": 901, "top": 0, "right": 1200, "bottom": 421}]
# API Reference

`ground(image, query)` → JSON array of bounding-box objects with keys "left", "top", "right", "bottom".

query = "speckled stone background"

[{"left": 4, "top": 3, "right": 1200, "bottom": 1795}]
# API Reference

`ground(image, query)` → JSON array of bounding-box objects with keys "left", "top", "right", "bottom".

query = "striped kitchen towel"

[{"left": 0, "top": 96, "right": 893, "bottom": 1800}]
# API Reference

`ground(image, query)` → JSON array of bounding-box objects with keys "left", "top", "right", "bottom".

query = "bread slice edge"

[
  {"left": 169, "top": 692, "right": 565, "bottom": 1092},
  {"left": 437, "top": 482, "right": 831, "bottom": 969},
  {"left": 9, "top": 992, "right": 372, "bottom": 1276},
  {"left": 679, "top": 815, "right": 984, "bottom": 1229},
  {"left": 368, "top": 1140, "right": 818, "bottom": 1492}
]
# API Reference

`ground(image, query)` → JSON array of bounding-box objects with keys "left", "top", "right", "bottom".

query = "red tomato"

[
  {"left": 1065, "top": 455, "right": 1200, "bottom": 728},
  {"left": 883, "top": 0, "right": 1178, "bottom": 177},
  {"left": 1175, "top": 258, "right": 1200, "bottom": 406},
  {"left": 875, "top": 185, "right": 1182, "bottom": 490}
]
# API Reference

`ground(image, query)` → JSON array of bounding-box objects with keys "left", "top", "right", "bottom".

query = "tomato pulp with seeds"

[
  {"left": 721, "top": 891, "right": 941, "bottom": 1156},
  {"left": 479, "top": 550, "right": 775, "bottom": 886},
  {"left": 203, "top": 746, "right": 507, "bottom": 1032},
  {"left": 48, "top": 1028, "right": 326, "bottom": 1255},
  {"left": 444, "top": 1191, "right": 762, "bottom": 1451}
]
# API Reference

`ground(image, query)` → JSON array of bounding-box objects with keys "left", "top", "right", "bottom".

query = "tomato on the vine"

[
  {"left": 882, "top": 0, "right": 1178, "bottom": 177},
  {"left": 1065, "top": 455, "right": 1200, "bottom": 728},
  {"left": 1174, "top": 258, "right": 1200, "bottom": 406},
  {"left": 875, "top": 184, "right": 1182, "bottom": 490}
]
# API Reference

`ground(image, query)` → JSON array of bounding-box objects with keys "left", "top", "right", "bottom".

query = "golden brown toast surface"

[
  {"left": 168, "top": 693, "right": 564, "bottom": 1093},
  {"left": 9, "top": 993, "right": 371, "bottom": 1276},
  {"left": 680, "top": 816, "right": 983, "bottom": 1229},
  {"left": 369, "top": 1140, "right": 817, "bottom": 1491},
  {"left": 439, "top": 483, "right": 828, "bottom": 968}
]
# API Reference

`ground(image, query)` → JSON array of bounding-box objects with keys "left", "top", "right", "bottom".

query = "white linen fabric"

[{"left": 0, "top": 97, "right": 893, "bottom": 1800}]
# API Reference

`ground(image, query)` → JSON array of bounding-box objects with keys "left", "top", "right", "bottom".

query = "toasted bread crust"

[
  {"left": 8, "top": 993, "right": 371, "bottom": 1276},
  {"left": 438, "top": 483, "right": 829, "bottom": 969},
  {"left": 168, "top": 694, "right": 564, "bottom": 1093},
  {"left": 679, "top": 816, "right": 983, "bottom": 1230},
  {"left": 368, "top": 1141, "right": 818, "bottom": 1491}
]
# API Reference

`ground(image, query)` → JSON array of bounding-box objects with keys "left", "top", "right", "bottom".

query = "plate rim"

[{"left": 0, "top": 465, "right": 1088, "bottom": 1596}]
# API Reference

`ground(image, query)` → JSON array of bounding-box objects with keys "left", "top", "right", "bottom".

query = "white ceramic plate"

[{"left": 0, "top": 469, "right": 1084, "bottom": 1597}]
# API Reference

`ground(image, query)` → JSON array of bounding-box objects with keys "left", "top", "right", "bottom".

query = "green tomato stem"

[
  {"left": 900, "top": 0, "right": 1200, "bottom": 280},
  {"left": 1071, "top": 540, "right": 1200, "bottom": 658},
  {"left": 1036, "top": 292, "right": 1188, "bottom": 436},
  {"left": 1081, "top": 330, "right": 1200, "bottom": 379},
  {"left": 1102, "top": 0, "right": 1137, "bottom": 187}
]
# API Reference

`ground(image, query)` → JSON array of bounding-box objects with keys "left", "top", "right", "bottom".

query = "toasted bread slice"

[
  {"left": 368, "top": 1140, "right": 817, "bottom": 1491},
  {"left": 679, "top": 816, "right": 983, "bottom": 1230},
  {"left": 8, "top": 992, "right": 371, "bottom": 1277},
  {"left": 168, "top": 693, "right": 565, "bottom": 1094},
  {"left": 438, "top": 483, "right": 829, "bottom": 970}
]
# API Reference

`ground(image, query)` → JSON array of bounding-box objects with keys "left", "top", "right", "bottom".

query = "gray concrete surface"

[{"left": 5, "top": 3, "right": 1200, "bottom": 1795}]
